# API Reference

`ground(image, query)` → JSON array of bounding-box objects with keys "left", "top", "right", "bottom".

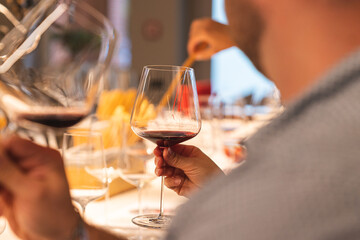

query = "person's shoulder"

[{"left": 164, "top": 170, "right": 238, "bottom": 239}]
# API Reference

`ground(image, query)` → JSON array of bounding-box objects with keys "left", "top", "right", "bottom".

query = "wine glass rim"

[
  {"left": 64, "top": 130, "right": 103, "bottom": 137},
  {"left": 144, "top": 65, "right": 193, "bottom": 72}
]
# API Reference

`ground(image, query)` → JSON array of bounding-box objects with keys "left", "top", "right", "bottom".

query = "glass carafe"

[{"left": 0, "top": 0, "right": 117, "bottom": 146}]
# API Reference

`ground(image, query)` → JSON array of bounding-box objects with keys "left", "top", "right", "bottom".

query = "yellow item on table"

[
  {"left": 96, "top": 89, "right": 156, "bottom": 147},
  {"left": 107, "top": 177, "right": 134, "bottom": 197},
  {"left": 0, "top": 116, "right": 6, "bottom": 130},
  {"left": 66, "top": 167, "right": 105, "bottom": 190},
  {"left": 96, "top": 88, "right": 137, "bottom": 120},
  {"left": 65, "top": 167, "right": 134, "bottom": 198}
]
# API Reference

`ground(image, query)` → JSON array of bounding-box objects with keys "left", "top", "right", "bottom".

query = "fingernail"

[
  {"left": 155, "top": 169, "right": 161, "bottom": 176},
  {"left": 168, "top": 148, "right": 175, "bottom": 158},
  {"left": 173, "top": 177, "right": 181, "bottom": 186}
]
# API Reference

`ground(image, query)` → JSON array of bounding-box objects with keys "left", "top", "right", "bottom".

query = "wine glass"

[
  {"left": 118, "top": 120, "right": 156, "bottom": 216},
  {"left": 130, "top": 65, "right": 201, "bottom": 229},
  {"left": 0, "top": 0, "right": 116, "bottom": 145},
  {"left": 95, "top": 81, "right": 139, "bottom": 184},
  {"left": 63, "top": 131, "right": 108, "bottom": 217}
]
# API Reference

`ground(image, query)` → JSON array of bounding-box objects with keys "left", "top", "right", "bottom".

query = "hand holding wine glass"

[
  {"left": 154, "top": 144, "right": 224, "bottom": 197},
  {"left": 130, "top": 65, "right": 201, "bottom": 229},
  {"left": 63, "top": 131, "right": 108, "bottom": 218}
]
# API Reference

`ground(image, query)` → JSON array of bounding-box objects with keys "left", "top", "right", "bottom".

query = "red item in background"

[
  {"left": 223, "top": 142, "right": 247, "bottom": 163},
  {"left": 197, "top": 80, "right": 211, "bottom": 109},
  {"left": 173, "top": 80, "right": 211, "bottom": 115},
  {"left": 196, "top": 80, "right": 211, "bottom": 95},
  {"left": 174, "top": 85, "right": 190, "bottom": 114}
]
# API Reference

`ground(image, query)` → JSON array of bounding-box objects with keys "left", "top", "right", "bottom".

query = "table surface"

[{"left": 0, "top": 177, "right": 187, "bottom": 240}]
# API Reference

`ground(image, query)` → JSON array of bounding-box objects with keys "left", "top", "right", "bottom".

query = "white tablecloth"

[{"left": 0, "top": 177, "right": 188, "bottom": 240}]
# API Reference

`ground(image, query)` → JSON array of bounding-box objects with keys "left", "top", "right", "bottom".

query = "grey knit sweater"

[{"left": 164, "top": 49, "right": 360, "bottom": 240}]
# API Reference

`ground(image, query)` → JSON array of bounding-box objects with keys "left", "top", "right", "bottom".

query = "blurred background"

[
  {"left": 0, "top": 0, "right": 282, "bottom": 163},
  {"left": 87, "top": 0, "right": 277, "bottom": 102},
  {"left": 0, "top": 0, "right": 278, "bottom": 107}
]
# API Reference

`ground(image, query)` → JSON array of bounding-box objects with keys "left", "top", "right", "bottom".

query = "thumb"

[
  {"left": 162, "top": 147, "right": 194, "bottom": 171},
  {"left": 0, "top": 149, "right": 29, "bottom": 196},
  {"left": 188, "top": 39, "right": 209, "bottom": 57},
  {"left": 193, "top": 51, "right": 213, "bottom": 61}
]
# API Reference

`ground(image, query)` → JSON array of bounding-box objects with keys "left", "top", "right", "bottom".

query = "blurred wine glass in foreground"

[
  {"left": 130, "top": 65, "right": 201, "bottom": 229},
  {"left": 63, "top": 131, "right": 108, "bottom": 217},
  {"left": 0, "top": 0, "right": 116, "bottom": 145}
]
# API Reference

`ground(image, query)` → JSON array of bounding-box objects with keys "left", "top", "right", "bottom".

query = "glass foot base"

[{"left": 132, "top": 214, "right": 172, "bottom": 229}]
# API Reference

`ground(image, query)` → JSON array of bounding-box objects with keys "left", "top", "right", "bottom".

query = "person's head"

[{"left": 225, "top": 0, "right": 360, "bottom": 103}]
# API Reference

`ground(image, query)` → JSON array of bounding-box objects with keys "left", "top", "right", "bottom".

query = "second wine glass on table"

[
  {"left": 62, "top": 131, "right": 108, "bottom": 218},
  {"left": 130, "top": 65, "right": 201, "bottom": 229},
  {"left": 118, "top": 123, "right": 156, "bottom": 216}
]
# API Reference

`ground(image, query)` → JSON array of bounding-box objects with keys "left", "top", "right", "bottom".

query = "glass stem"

[
  {"left": 77, "top": 202, "right": 87, "bottom": 219},
  {"left": 81, "top": 204, "right": 86, "bottom": 217},
  {"left": 105, "top": 186, "right": 110, "bottom": 226},
  {"left": 137, "top": 182, "right": 144, "bottom": 215},
  {"left": 159, "top": 176, "right": 165, "bottom": 218}
]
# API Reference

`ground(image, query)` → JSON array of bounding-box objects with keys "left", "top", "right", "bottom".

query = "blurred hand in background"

[{"left": 187, "top": 18, "right": 236, "bottom": 60}]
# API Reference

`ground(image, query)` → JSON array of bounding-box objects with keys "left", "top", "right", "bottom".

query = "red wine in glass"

[
  {"left": 138, "top": 130, "right": 198, "bottom": 147},
  {"left": 17, "top": 112, "right": 88, "bottom": 128}
]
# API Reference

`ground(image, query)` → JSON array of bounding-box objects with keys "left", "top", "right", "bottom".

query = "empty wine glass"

[
  {"left": 0, "top": 0, "right": 116, "bottom": 144},
  {"left": 95, "top": 82, "right": 139, "bottom": 184},
  {"left": 130, "top": 65, "right": 201, "bottom": 229},
  {"left": 63, "top": 131, "right": 108, "bottom": 217},
  {"left": 118, "top": 120, "right": 156, "bottom": 215}
]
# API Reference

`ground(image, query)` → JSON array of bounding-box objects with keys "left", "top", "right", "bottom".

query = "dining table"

[
  {"left": 0, "top": 119, "right": 244, "bottom": 240},
  {"left": 0, "top": 177, "right": 186, "bottom": 240}
]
